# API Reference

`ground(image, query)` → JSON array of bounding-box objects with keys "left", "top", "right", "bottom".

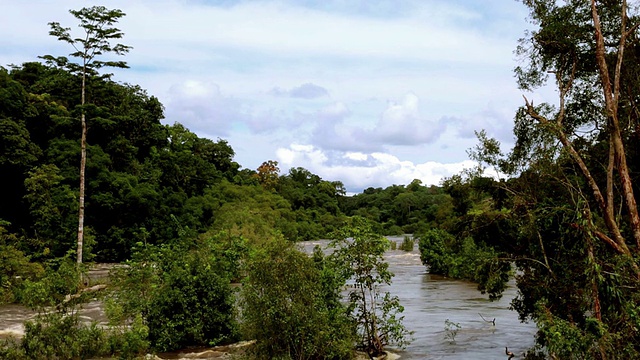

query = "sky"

[{"left": 0, "top": 0, "right": 549, "bottom": 193}]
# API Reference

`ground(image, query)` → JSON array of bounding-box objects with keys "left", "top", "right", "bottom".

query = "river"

[
  {"left": 1, "top": 237, "right": 537, "bottom": 359},
  {"left": 300, "top": 237, "right": 537, "bottom": 359}
]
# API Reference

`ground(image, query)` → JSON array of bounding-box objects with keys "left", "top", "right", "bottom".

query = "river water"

[
  {"left": 300, "top": 237, "right": 537, "bottom": 359},
  {"left": 1, "top": 237, "right": 537, "bottom": 359}
]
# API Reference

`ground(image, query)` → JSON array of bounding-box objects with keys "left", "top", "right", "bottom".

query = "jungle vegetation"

[{"left": 2, "top": 1, "right": 640, "bottom": 359}]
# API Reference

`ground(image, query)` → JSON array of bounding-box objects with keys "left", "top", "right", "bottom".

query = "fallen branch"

[
  {"left": 63, "top": 284, "right": 107, "bottom": 303},
  {"left": 478, "top": 313, "right": 495, "bottom": 325}
]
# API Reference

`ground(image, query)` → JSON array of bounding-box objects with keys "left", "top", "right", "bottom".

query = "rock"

[
  {"left": 355, "top": 350, "right": 401, "bottom": 360},
  {"left": 181, "top": 350, "right": 227, "bottom": 359}
]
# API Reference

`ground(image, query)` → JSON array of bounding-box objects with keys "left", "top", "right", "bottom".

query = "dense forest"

[{"left": 2, "top": 1, "right": 640, "bottom": 359}]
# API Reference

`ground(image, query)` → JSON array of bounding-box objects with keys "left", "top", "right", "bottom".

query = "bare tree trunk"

[
  {"left": 591, "top": 0, "right": 640, "bottom": 249},
  {"left": 523, "top": 97, "right": 629, "bottom": 255},
  {"left": 77, "top": 69, "right": 86, "bottom": 265}
]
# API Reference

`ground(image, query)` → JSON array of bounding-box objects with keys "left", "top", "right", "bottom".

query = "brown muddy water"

[
  {"left": 300, "top": 237, "right": 537, "bottom": 359},
  {"left": 1, "top": 237, "right": 536, "bottom": 359}
]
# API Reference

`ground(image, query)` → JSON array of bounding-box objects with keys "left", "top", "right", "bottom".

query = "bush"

[
  {"left": 107, "top": 242, "right": 238, "bottom": 352},
  {"left": 20, "top": 312, "right": 107, "bottom": 360},
  {"left": 146, "top": 251, "right": 238, "bottom": 351},
  {"left": 418, "top": 229, "right": 510, "bottom": 300},
  {"left": 0, "top": 244, "right": 44, "bottom": 304},
  {"left": 0, "top": 337, "right": 27, "bottom": 360},
  {"left": 418, "top": 228, "right": 454, "bottom": 275},
  {"left": 107, "top": 314, "right": 150, "bottom": 359},
  {"left": 16, "top": 256, "right": 80, "bottom": 309},
  {"left": 241, "top": 236, "right": 354, "bottom": 360},
  {"left": 399, "top": 236, "right": 415, "bottom": 251},
  {"left": 0, "top": 311, "right": 150, "bottom": 360}
]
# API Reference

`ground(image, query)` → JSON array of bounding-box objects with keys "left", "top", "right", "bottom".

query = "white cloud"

[
  {"left": 270, "top": 83, "right": 330, "bottom": 99},
  {"left": 275, "top": 143, "right": 477, "bottom": 191},
  {"left": 0, "top": 0, "right": 535, "bottom": 191},
  {"left": 344, "top": 152, "right": 368, "bottom": 161},
  {"left": 363, "top": 93, "right": 448, "bottom": 145},
  {"left": 165, "top": 80, "right": 246, "bottom": 137}
]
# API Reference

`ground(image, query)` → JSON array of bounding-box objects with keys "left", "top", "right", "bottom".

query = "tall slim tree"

[{"left": 44, "top": 6, "right": 131, "bottom": 265}]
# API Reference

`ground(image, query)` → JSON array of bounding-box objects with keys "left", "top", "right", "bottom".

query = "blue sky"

[{"left": 0, "top": 0, "right": 550, "bottom": 192}]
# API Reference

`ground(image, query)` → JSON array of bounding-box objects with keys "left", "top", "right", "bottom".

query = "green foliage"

[
  {"left": 17, "top": 256, "right": 80, "bottom": 310},
  {"left": 418, "top": 229, "right": 510, "bottom": 300},
  {"left": 17, "top": 312, "right": 107, "bottom": 360},
  {"left": 524, "top": 301, "right": 639, "bottom": 360},
  {"left": 107, "top": 240, "right": 238, "bottom": 352},
  {"left": 145, "top": 252, "right": 237, "bottom": 351},
  {"left": 106, "top": 314, "right": 150, "bottom": 360},
  {"left": 0, "top": 228, "right": 44, "bottom": 304},
  {"left": 277, "top": 166, "right": 348, "bottom": 240},
  {"left": 418, "top": 228, "right": 455, "bottom": 275},
  {"left": 0, "top": 311, "right": 149, "bottom": 360},
  {"left": 23, "top": 164, "right": 77, "bottom": 258},
  {"left": 329, "top": 217, "right": 412, "bottom": 357},
  {"left": 458, "top": 1, "right": 640, "bottom": 356},
  {"left": 0, "top": 338, "right": 24, "bottom": 360},
  {"left": 240, "top": 236, "right": 355, "bottom": 360},
  {"left": 399, "top": 235, "right": 415, "bottom": 252},
  {"left": 340, "top": 182, "right": 455, "bottom": 236},
  {"left": 44, "top": 6, "right": 131, "bottom": 73}
]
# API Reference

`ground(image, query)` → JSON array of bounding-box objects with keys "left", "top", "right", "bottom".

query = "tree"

[
  {"left": 253, "top": 160, "right": 280, "bottom": 190},
  {"left": 44, "top": 6, "right": 132, "bottom": 265},
  {"left": 417, "top": 228, "right": 509, "bottom": 300},
  {"left": 240, "top": 236, "right": 354, "bottom": 359},
  {"left": 515, "top": 0, "right": 639, "bottom": 257},
  {"left": 465, "top": 0, "right": 640, "bottom": 356},
  {"left": 329, "top": 217, "right": 411, "bottom": 357}
]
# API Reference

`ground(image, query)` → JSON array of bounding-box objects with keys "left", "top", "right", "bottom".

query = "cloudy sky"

[{"left": 0, "top": 0, "right": 548, "bottom": 192}]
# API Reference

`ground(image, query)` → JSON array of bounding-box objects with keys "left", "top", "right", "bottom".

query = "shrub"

[
  {"left": 107, "top": 242, "right": 238, "bottom": 352},
  {"left": 418, "top": 229, "right": 510, "bottom": 300},
  {"left": 0, "top": 337, "right": 26, "bottom": 360},
  {"left": 146, "top": 251, "right": 238, "bottom": 351},
  {"left": 399, "top": 236, "right": 415, "bottom": 251},
  {"left": 241, "top": 236, "right": 354, "bottom": 359},
  {"left": 107, "top": 314, "right": 150, "bottom": 359},
  {"left": 20, "top": 312, "right": 108, "bottom": 360},
  {"left": 16, "top": 255, "right": 80, "bottom": 309},
  {"left": 0, "top": 311, "right": 149, "bottom": 360},
  {"left": 0, "top": 244, "right": 44, "bottom": 304}
]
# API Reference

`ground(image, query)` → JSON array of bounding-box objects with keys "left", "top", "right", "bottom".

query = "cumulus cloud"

[
  {"left": 276, "top": 143, "right": 477, "bottom": 192},
  {"left": 165, "top": 80, "right": 246, "bottom": 137},
  {"left": 308, "top": 102, "right": 374, "bottom": 152},
  {"left": 448, "top": 104, "right": 517, "bottom": 148},
  {"left": 360, "top": 93, "right": 449, "bottom": 145},
  {"left": 0, "top": 0, "right": 530, "bottom": 192},
  {"left": 270, "top": 83, "right": 330, "bottom": 99},
  {"left": 310, "top": 93, "right": 451, "bottom": 153}
]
